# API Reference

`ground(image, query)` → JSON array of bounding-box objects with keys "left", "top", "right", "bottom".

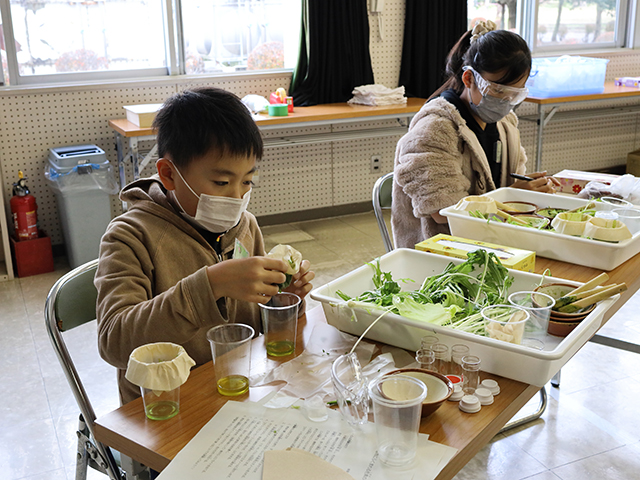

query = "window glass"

[
  {"left": 468, "top": 0, "right": 519, "bottom": 31},
  {"left": 181, "top": 0, "right": 301, "bottom": 74},
  {"left": 7, "top": 0, "right": 165, "bottom": 76},
  {"left": 536, "top": 1, "right": 617, "bottom": 47}
]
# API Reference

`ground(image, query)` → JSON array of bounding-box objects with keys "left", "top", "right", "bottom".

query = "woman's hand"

[
  {"left": 511, "top": 171, "right": 561, "bottom": 193},
  {"left": 282, "top": 259, "right": 314, "bottom": 300}
]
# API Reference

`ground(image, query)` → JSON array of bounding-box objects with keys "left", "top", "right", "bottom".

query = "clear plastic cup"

[
  {"left": 207, "top": 323, "right": 254, "bottom": 396},
  {"left": 482, "top": 305, "right": 530, "bottom": 345},
  {"left": 599, "top": 196, "right": 632, "bottom": 211},
  {"left": 259, "top": 293, "right": 301, "bottom": 357},
  {"left": 508, "top": 291, "right": 555, "bottom": 350},
  {"left": 612, "top": 207, "right": 640, "bottom": 235},
  {"left": 331, "top": 353, "right": 369, "bottom": 426},
  {"left": 141, "top": 385, "right": 180, "bottom": 420},
  {"left": 369, "top": 375, "right": 427, "bottom": 466}
]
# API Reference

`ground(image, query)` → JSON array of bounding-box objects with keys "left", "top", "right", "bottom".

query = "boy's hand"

[
  {"left": 511, "top": 171, "right": 560, "bottom": 193},
  {"left": 207, "top": 257, "right": 288, "bottom": 304},
  {"left": 282, "top": 260, "right": 314, "bottom": 299}
]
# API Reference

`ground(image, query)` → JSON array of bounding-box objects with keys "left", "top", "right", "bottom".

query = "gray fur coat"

[{"left": 392, "top": 97, "right": 528, "bottom": 248}]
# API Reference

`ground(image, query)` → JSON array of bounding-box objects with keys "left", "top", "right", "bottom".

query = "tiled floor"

[{"left": 2, "top": 211, "right": 640, "bottom": 480}]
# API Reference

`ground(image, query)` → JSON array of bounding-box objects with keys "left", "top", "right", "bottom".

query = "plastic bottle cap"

[
  {"left": 459, "top": 394, "right": 481, "bottom": 413},
  {"left": 481, "top": 379, "right": 500, "bottom": 395},
  {"left": 448, "top": 384, "right": 464, "bottom": 402},
  {"left": 474, "top": 387, "right": 494, "bottom": 405}
]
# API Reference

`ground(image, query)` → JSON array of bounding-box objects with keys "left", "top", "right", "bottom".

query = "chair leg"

[
  {"left": 499, "top": 387, "right": 548, "bottom": 433},
  {"left": 120, "top": 454, "right": 151, "bottom": 480},
  {"left": 551, "top": 369, "right": 561, "bottom": 387},
  {"left": 75, "top": 415, "right": 89, "bottom": 480}
]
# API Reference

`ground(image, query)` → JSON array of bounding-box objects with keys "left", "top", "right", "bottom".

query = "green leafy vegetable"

[{"left": 336, "top": 250, "right": 514, "bottom": 337}]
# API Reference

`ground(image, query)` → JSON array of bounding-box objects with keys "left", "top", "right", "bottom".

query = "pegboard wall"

[
  {"left": 368, "top": 0, "right": 406, "bottom": 88},
  {"left": 2, "top": 1, "right": 640, "bottom": 261}
]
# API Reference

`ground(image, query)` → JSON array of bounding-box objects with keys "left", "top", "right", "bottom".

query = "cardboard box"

[
  {"left": 627, "top": 149, "right": 640, "bottom": 177},
  {"left": 552, "top": 169, "right": 619, "bottom": 195},
  {"left": 415, "top": 234, "right": 535, "bottom": 272},
  {"left": 123, "top": 104, "right": 163, "bottom": 128},
  {"left": 10, "top": 232, "right": 54, "bottom": 277}
]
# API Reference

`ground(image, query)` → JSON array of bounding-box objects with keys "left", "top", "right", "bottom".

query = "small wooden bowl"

[
  {"left": 384, "top": 369, "right": 453, "bottom": 417},
  {"left": 533, "top": 283, "right": 596, "bottom": 321},
  {"left": 502, "top": 201, "right": 538, "bottom": 215},
  {"left": 548, "top": 319, "right": 582, "bottom": 337}
]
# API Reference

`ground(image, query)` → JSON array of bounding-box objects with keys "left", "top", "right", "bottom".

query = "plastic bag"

[
  {"left": 578, "top": 174, "right": 640, "bottom": 203},
  {"left": 241, "top": 94, "right": 270, "bottom": 114},
  {"left": 44, "top": 161, "right": 119, "bottom": 195}
]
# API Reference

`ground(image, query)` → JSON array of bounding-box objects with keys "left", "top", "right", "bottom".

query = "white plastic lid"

[
  {"left": 459, "top": 394, "right": 481, "bottom": 413},
  {"left": 448, "top": 384, "right": 464, "bottom": 402},
  {"left": 474, "top": 387, "right": 494, "bottom": 405},
  {"left": 481, "top": 379, "right": 500, "bottom": 395}
]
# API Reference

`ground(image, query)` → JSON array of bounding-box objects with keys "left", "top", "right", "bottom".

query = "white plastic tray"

[
  {"left": 310, "top": 249, "right": 618, "bottom": 387},
  {"left": 440, "top": 188, "right": 640, "bottom": 271}
]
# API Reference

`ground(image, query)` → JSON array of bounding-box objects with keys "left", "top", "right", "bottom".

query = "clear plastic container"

[{"left": 526, "top": 56, "right": 609, "bottom": 97}]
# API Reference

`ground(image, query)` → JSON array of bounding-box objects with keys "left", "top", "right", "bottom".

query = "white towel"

[{"left": 348, "top": 84, "right": 407, "bottom": 106}]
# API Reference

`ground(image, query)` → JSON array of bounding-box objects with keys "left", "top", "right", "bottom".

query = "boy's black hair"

[
  {"left": 153, "top": 87, "right": 263, "bottom": 168},
  {"left": 429, "top": 29, "right": 532, "bottom": 101}
]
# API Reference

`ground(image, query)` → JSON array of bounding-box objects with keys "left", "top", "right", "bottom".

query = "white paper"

[{"left": 157, "top": 400, "right": 457, "bottom": 480}]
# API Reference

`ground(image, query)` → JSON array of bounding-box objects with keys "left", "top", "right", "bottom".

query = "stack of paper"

[{"left": 348, "top": 84, "right": 407, "bottom": 106}]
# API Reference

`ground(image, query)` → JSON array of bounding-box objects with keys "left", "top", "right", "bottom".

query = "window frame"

[{"left": 518, "top": 0, "right": 633, "bottom": 53}]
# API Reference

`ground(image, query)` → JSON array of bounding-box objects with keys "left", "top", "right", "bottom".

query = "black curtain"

[
  {"left": 398, "top": 0, "right": 467, "bottom": 98},
  {"left": 290, "top": 0, "right": 374, "bottom": 106}
]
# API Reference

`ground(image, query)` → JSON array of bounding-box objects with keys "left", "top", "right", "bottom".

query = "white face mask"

[{"left": 171, "top": 163, "right": 251, "bottom": 233}]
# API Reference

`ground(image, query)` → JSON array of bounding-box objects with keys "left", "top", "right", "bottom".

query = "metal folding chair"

[
  {"left": 372, "top": 171, "right": 394, "bottom": 253},
  {"left": 370, "top": 172, "right": 553, "bottom": 432},
  {"left": 45, "top": 259, "right": 135, "bottom": 480}
]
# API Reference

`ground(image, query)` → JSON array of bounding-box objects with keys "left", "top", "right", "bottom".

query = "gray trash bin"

[{"left": 45, "top": 145, "right": 118, "bottom": 268}]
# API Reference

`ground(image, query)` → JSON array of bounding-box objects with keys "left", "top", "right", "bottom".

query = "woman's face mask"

[
  {"left": 463, "top": 66, "right": 529, "bottom": 123},
  {"left": 171, "top": 163, "right": 251, "bottom": 233}
]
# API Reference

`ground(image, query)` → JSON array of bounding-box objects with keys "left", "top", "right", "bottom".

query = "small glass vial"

[
  {"left": 450, "top": 344, "right": 470, "bottom": 378},
  {"left": 462, "top": 355, "right": 481, "bottom": 395},
  {"left": 420, "top": 334, "right": 439, "bottom": 350},
  {"left": 415, "top": 348, "right": 436, "bottom": 371},
  {"left": 430, "top": 343, "right": 450, "bottom": 375}
]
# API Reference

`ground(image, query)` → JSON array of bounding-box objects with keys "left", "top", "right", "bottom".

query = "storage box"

[
  {"left": 415, "top": 234, "right": 535, "bottom": 272},
  {"left": 310, "top": 249, "right": 617, "bottom": 387},
  {"left": 553, "top": 169, "right": 619, "bottom": 195},
  {"left": 10, "top": 232, "right": 54, "bottom": 277},
  {"left": 440, "top": 188, "right": 640, "bottom": 271},
  {"left": 627, "top": 149, "right": 640, "bottom": 177},
  {"left": 122, "top": 104, "right": 163, "bottom": 128},
  {"left": 526, "top": 56, "right": 609, "bottom": 98}
]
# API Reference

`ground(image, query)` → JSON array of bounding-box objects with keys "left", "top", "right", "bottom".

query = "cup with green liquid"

[
  {"left": 259, "top": 293, "right": 301, "bottom": 357},
  {"left": 207, "top": 323, "right": 254, "bottom": 396}
]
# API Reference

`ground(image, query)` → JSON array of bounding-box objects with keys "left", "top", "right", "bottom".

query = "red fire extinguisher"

[{"left": 11, "top": 171, "right": 39, "bottom": 241}]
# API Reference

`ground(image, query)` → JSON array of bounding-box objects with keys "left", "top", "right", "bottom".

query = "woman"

[{"left": 392, "top": 20, "right": 559, "bottom": 249}]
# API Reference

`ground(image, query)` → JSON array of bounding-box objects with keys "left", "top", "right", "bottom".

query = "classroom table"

[
  {"left": 108, "top": 98, "right": 427, "bottom": 209},
  {"left": 521, "top": 82, "right": 640, "bottom": 172},
  {"left": 93, "top": 250, "right": 640, "bottom": 480}
]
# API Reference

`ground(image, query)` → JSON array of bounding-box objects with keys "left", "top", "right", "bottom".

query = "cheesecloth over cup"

[{"left": 125, "top": 342, "right": 196, "bottom": 394}]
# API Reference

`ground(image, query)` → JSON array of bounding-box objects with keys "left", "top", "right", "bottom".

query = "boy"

[{"left": 95, "top": 87, "right": 314, "bottom": 404}]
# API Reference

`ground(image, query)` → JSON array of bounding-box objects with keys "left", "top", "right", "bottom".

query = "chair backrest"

[
  {"left": 372, "top": 172, "right": 394, "bottom": 253},
  {"left": 45, "top": 259, "right": 121, "bottom": 479}
]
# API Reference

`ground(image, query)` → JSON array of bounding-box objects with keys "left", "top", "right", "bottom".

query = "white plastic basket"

[
  {"left": 310, "top": 249, "right": 617, "bottom": 387},
  {"left": 440, "top": 188, "right": 640, "bottom": 271}
]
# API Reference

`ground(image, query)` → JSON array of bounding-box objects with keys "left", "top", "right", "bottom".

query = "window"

[
  {"left": 467, "top": 0, "right": 632, "bottom": 51},
  {"left": 0, "top": 0, "right": 301, "bottom": 86}
]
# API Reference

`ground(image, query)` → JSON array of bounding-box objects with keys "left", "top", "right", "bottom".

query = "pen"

[{"left": 510, "top": 173, "right": 534, "bottom": 181}]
